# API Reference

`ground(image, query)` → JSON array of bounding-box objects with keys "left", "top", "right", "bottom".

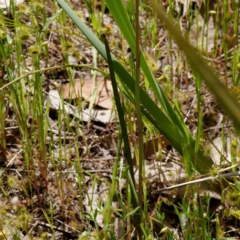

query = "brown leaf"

[{"left": 61, "top": 78, "right": 113, "bottom": 109}]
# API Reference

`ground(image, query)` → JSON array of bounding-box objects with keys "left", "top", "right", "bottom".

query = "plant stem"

[{"left": 135, "top": 0, "right": 144, "bottom": 234}]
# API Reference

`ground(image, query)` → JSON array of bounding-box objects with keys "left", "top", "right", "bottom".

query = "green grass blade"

[
  {"left": 103, "top": 36, "right": 135, "bottom": 186},
  {"left": 104, "top": 37, "right": 142, "bottom": 226},
  {"left": 149, "top": 0, "right": 240, "bottom": 132},
  {"left": 55, "top": 0, "right": 182, "bottom": 152},
  {"left": 42, "top": 9, "right": 62, "bottom": 32},
  {"left": 56, "top": 0, "right": 214, "bottom": 174},
  {"left": 105, "top": 0, "right": 185, "bottom": 127}
]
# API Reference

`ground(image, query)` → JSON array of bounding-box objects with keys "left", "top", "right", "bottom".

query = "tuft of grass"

[{"left": 1, "top": 0, "right": 240, "bottom": 238}]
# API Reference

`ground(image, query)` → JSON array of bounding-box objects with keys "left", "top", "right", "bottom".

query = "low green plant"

[
  {"left": 57, "top": 0, "right": 240, "bottom": 237},
  {"left": 1, "top": 0, "right": 240, "bottom": 238}
]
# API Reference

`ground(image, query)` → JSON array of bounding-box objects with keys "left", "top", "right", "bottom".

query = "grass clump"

[{"left": 0, "top": 0, "right": 240, "bottom": 239}]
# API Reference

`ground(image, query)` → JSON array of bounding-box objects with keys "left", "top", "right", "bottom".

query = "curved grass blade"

[
  {"left": 149, "top": 0, "right": 240, "bottom": 132},
  {"left": 104, "top": 36, "right": 142, "bottom": 229},
  {"left": 56, "top": 0, "right": 182, "bottom": 154},
  {"left": 105, "top": 0, "right": 187, "bottom": 135},
  {"left": 103, "top": 35, "right": 135, "bottom": 186},
  {"left": 42, "top": 9, "right": 63, "bottom": 32},
  {"left": 56, "top": 0, "right": 214, "bottom": 174}
]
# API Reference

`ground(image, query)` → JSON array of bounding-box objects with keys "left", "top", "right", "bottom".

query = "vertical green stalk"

[
  {"left": 194, "top": 72, "right": 202, "bottom": 158},
  {"left": 203, "top": 0, "right": 210, "bottom": 53},
  {"left": 222, "top": 0, "right": 230, "bottom": 86},
  {"left": 135, "top": 1, "right": 145, "bottom": 237},
  {"left": 0, "top": 42, "right": 6, "bottom": 158},
  {"left": 104, "top": 36, "right": 141, "bottom": 235},
  {"left": 59, "top": 10, "right": 73, "bottom": 81},
  {"left": 103, "top": 137, "right": 122, "bottom": 236},
  {"left": 231, "top": 5, "right": 239, "bottom": 86},
  {"left": 135, "top": 0, "right": 143, "bottom": 219},
  {"left": 0, "top": 87, "right": 6, "bottom": 158},
  {"left": 74, "top": 139, "right": 84, "bottom": 221},
  {"left": 213, "top": 3, "right": 220, "bottom": 58}
]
